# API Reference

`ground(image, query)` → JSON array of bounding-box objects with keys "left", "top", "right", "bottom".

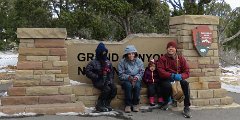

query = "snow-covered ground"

[
  {"left": 0, "top": 52, "right": 18, "bottom": 73},
  {"left": 69, "top": 80, "right": 85, "bottom": 86},
  {"left": 220, "top": 65, "right": 240, "bottom": 93},
  {"left": 56, "top": 107, "right": 120, "bottom": 116},
  {"left": 0, "top": 112, "right": 37, "bottom": 118}
]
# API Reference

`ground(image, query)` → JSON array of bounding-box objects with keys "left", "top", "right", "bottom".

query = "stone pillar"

[
  {"left": 169, "top": 15, "right": 233, "bottom": 106},
  {"left": 2, "top": 28, "right": 74, "bottom": 106},
  {"left": 16, "top": 28, "right": 69, "bottom": 86}
]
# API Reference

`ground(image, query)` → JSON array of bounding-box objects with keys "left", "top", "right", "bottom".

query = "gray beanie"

[{"left": 124, "top": 45, "right": 137, "bottom": 54}]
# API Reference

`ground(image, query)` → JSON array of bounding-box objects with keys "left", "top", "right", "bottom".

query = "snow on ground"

[
  {"left": 222, "top": 83, "right": 240, "bottom": 93},
  {"left": 0, "top": 91, "right": 8, "bottom": 97},
  {"left": 56, "top": 112, "right": 79, "bottom": 116},
  {"left": 0, "top": 112, "right": 8, "bottom": 117},
  {"left": 83, "top": 111, "right": 119, "bottom": 116},
  {"left": 220, "top": 65, "right": 240, "bottom": 93},
  {"left": 221, "top": 65, "right": 240, "bottom": 76},
  {"left": 57, "top": 107, "right": 120, "bottom": 116},
  {"left": 0, "top": 112, "right": 37, "bottom": 117},
  {"left": 0, "top": 106, "right": 120, "bottom": 117},
  {"left": 69, "top": 80, "right": 85, "bottom": 86},
  {"left": 80, "top": 107, "right": 119, "bottom": 116},
  {"left": 0, "top": 52, "right": 18, "bottom": 73}
]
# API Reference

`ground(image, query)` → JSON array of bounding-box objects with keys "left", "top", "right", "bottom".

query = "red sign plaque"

[{"left": 192, "top": 25, "right": 213, "bottom": 57}]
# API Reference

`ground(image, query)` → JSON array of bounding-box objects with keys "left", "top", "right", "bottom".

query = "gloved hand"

[
  {"left": 171, "top": 74, "right": 175, "bottom": 80},
  {"left": 132, "top": 77, "right": 138, "bottom": 88},
  {"left": 133, "top": 76, "right": 138, "bottom": 82},
  {"left": 104, "top": 80, "right": 111, "bottom": 86},
  {"left": 128, "top": 76, "right": 134, "bottom": 81},
  {"left": 174, "top": 74, "right": 182, "bottom": 81}
]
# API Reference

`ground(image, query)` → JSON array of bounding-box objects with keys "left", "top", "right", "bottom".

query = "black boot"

[
  {"left": 104, "top": 99, "right": 113, "bottom": 111},
  {"left": 159, "top": 102, "right": 169, "bottom": 111},
  {"left": 96, "top": 99, "right": 109, "bottom": 112},
  {"left": 182, "top": 106, "right": 192, "bottom": 118}
]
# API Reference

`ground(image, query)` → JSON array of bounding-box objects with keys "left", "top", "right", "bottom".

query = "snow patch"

[
  {"left": 56, "top": 112, "right": 79, "bottom": 116},
  {"left": 0, "top": 52, "right": 18, "bottom": 68},
  {"left": 0, "top": 91, "right": 8, "bottom": 97},
  {"left": 0, "top": 52, "right": 18, "bottom": 73},
  {"left": 0, "top": 112, "right": 37, "bottom": 117},
  {"left": 12, "top": 112, "right": 37, "bottom": 116},
  {"left": 87, "top": 111, "right": 119, "bottom": 116},
  {"left": 221, "top": 65, "right": 240, "bottom": 75},
  {"left": 84, "top": 107, "right": 95, "bottom": 113},
  {"left": 220, "top": 65, "right": 240, "bottom": 92},
  {"left": 0, "top": 69, "right": 7, "bottom": 73},
  {"left": 220, "top": 76, "right": 237, "bottom": 83},
  {"left": 57, "top": 107, "right": 119, "bottom": 116},
  {"left": 222, "top": 82, "right": 240, "bottom": 93},
  {"left": 140, "top": 105, "right": 151, "bottom": 110},
  {"left": 0, "top": 112, "right": 8, "bottom": 117},
  {"left": 69, "top": 80, "right": 85, "bottom": 86}
]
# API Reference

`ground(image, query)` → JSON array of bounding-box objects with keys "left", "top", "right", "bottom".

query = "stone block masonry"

[
  {"left": 1, "top": 28, "right": 74, "bottom": 107},
  {"left": 169, "top": 15, "right": 233, "bottom": 106},
  {"left": 16, "top": 28, "right": 69, "bottom": 87}
]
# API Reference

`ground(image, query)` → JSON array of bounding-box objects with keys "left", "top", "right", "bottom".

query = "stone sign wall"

[
  {"left": 1, "top": 15, "right": 234, "bottom": 109},
  {"left": 66, "top": 34, "right": 176, "bottom": 84}
]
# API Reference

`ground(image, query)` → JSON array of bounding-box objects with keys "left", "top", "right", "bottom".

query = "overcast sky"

[
  {"left": 224, "top": 0, "right": 240, "bottom": 9},
  {"left": 168, "top": 0, "right": 239, "bottom": 11}
]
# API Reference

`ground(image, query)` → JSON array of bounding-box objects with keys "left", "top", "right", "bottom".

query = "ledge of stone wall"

[
  {"left": 169, "top": 15, "right": 219, "bottom": 25},
  {"left": 17, "top": 28, "right": 67, "bottom": 39},
  {"left": 65, "top": 33, "right": 176, "bottom": 45}
]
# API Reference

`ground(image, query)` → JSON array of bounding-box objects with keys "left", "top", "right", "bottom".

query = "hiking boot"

[
  {"left": 125, "top": 106, "right": 131, "bottom": 113},
  {"left": 159, "top": 103, "right": 169, "bottom": 111},
  {"left": 96, "top": 105, "right": 108, "bottom": 112},
  {"left": 150, "top": 103, "right": 156, "bottom": 106},
  {"left": 149, "top": 97, "right": 155, "bottom": 106},
  {"left": 182, "top": 106, "right": 192, "bottom": 118},
  {"left": 96, "top": 100, "right": 108, "bottom": 112},
  {"left": 133, "top": 105, "right": 140, "bottom": 112},
  {"left": 104, "top": 99, "right": 113, "bottom": 111},
  {"left": 158, "top": 102, "right": 164, "bottom": 107}
]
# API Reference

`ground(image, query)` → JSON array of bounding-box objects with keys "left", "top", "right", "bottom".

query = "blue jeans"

[{"left": 121, "top": 81, "right": 141, "bottom": 106}]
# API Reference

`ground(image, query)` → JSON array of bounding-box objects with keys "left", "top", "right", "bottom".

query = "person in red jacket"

[
  {"left": 157, "top": 41, "right": 191, "bottom": 118},
  {"left": 143, "top": 59, "right": 164, "bottom": 106}
]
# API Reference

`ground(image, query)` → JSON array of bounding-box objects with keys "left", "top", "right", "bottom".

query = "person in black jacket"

[{"left": 85, "top": 42, "right": 117, "bottom": 112}]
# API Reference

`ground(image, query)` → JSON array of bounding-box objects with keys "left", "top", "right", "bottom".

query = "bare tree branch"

[
  {"left": 178, "top": 0, "right": 182, "bottom": 10},
  {"left": 222, "top": 30, "right": 240, "bottom": 44},
  {"left": 50, "top": 0, "right": 60, "bottom": 18},
  {"left": 109, "top": 15, "right": 125, "bottom": 31},
  {"left": 173, "top": 0, "right": 181, "bottom": 9},
  {"left": 219, "top": 7, "right": 239, "bottom": 41},
  {"left": 168, "top": 0, "right": 177, "bottom": 10}
]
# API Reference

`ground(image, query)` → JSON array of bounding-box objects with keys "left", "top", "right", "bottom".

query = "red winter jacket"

[{"left": 157, "top": 54, "right": 190, "bottom": 80}]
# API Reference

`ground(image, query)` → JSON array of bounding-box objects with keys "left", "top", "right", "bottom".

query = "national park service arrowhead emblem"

[{"left": 192, "top": 25, "right": 213, "bottom": 57}]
